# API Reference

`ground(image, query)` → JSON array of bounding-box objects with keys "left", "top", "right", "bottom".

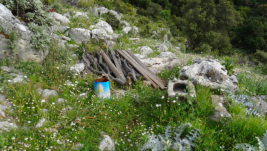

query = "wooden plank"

[
  {"left": 117, "top": 50, "right": 159, "bottom": 88},
  {"left": 109, "top": 46, "right": 126, "bottom": 81},
  {"left": 100, "top": 49, "right": 126, "bottom": 82},
  {"left": 126, "top": 49, "right": 165, "bottom": 89}
]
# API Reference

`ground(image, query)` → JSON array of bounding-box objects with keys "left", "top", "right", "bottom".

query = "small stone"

[
  {"left": 36, "top": 118, "right": 46, "bottom": 128},
  {"left": 57, "top": 98, "right": 67, "bottom": 104}
]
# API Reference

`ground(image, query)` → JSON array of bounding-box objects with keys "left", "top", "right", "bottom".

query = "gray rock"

[
  {"left": 49, "top": 33, "right": 66, "bottom": 48},
  {"left": 63, "top": 12, "right": 71, "bottom": 18},
  {"left": 229, "top": 75, "right": 238, "bottom": 84},
  {"left": 92, "top": 6, "right": 109, "bottom": 16},
  {"left": 111, "top": 34, "right": 119, "bottom": 41},
  {"left": 140, "top": 58, "right": 180, "bottom": 73},
  {"left": 210, "top": 95, "right": 232, "bottom": 122},
  {"left": 0, "top": 4, "right": 48, "bottom": 63},
  {"left": 109, "top": 10, "right": 122, "bottom": 20},
  {"left": 38, "top": 88, "right": 58, "bottom": 98},
  {"left": 129, "top": 38, "right": 140, "bottom": 41},
  {"left": 70, "top": 63, "right": 85, "bottom": 74},
  {"left": 49, "top": 25, "right": 70, "bottom": 34},
  {"left": 69, "top": 28, "right": 91, "bottom": 44},
  {"left": 155, "top": 43, "right": 168, "bottom": 52},
  {"left": 0, "top": 121, "right": 17, "bottom": 132},
  {"left": 164, "top": 35, "right": 168, "bottom": 43},
  {"left": 41, "top": 109, "right": 48, "bottom": 113},
  {"left": 168, "top": 79, "right": 196, "bottom": 103},
  {"left": 121, "top": 20, "right": 130, "bottom": 28},
  {"left": 179, "top": 58, "right": 238, "bottom": 90},
  {"left": 67, "top": 44, "right": 79, "bottom": 49},
  {"left": 72, "top": 143, "right": 84, "bottom": 151},
  {"left": 99, "top": 134, "right": 115, "bottom": 151},
  {"left": 134, "top": 54, "right": 146, "bottom": 59},
  {"left": 60, "top": 35, "right": 71, "bottom": 41},
  {"left": 50, "top": 12, "right": 70, "bottom": 25},
  {"left": 137, "top": 46, "right": 154, "bottom": 55},
  {"left": 158, "top": 52, "right": 176, "bottom": 58},
  {"left": 0, "top": 66, "right": 12, "bottom": 73},
  {"left": 91, "top": 28, "right": 112, "bottom": 40},
  {"left": 73, "top": 11, "right": 88, "bottom": 18},
  {"left": 122, "top": 27, "right": 132, "bottom": 34},
  {"left": 0, "top": 94, "right": 9, "bottom": 118},
  {"left": 57, "top": 98, "right": 67, "bottom": 104},
  {"left": 95, "top": 20, "right": 114, "bottom": 35},
  {"left": 35, "top": 118, "right": 46, "bottom": 128},
  {"left": 132, "top": 26, "right": 139, "bottom": 35},
  {"left": 256, "top": 101, "right": 267, "bottom": 116},
  {"left": 11, "top": 74, "right": 28, "bottom": 84}
]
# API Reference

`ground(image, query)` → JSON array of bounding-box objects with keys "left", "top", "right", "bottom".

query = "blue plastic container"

[{"left": 94, "top": 78, "right": 111, "bottom": 99}]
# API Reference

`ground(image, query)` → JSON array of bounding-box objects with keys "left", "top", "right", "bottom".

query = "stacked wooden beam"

[{"left": 79, "top": 45, "right": 165, "bottom": 89}]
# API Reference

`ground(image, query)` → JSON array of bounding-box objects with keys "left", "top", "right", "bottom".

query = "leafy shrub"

[
  {"left": 235, "top": 130, "right": 267, "bottom": 150},
  {"left": 222, "top": 58, "right": 236, "bottom": 75},
  {"left": 77, "top": 0, "right": 95, "bottom": 8},
  {"left": 2, "top": 0, "right": 54, "bottom": 26},
  {"left": 41, "top": 0, "right": 57, "bottom": 5},
  {"left": 140, "top": 123, "right": 200, "bottom": 151},
  {"left": 7, "top": 30, "right": 17, "bottom": 51},
  {"left": 28, "top": 23, "right": 50, "bottom": 50},
  {"left": 137, "top": 16, "right": 150, "bottom": 27},
  {"left": 146, "top": 3, "right": 162, "bottom": 18},
  {"left": 160, "top": 9, "right": 171, "bottom": 20},
  {"left": 95, "top": 0, "right": 112, "bottom": 9},
  {"left": 253, "top": 50, "right": 267, "bottom": 64},
  {"left": 0, "top": 135, "right": 5, "bottom": 148},
  {"left": 102, "top": 12, "right": 121, "bottom": 30}
]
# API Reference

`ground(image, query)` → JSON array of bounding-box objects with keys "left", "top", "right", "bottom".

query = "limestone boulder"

[
  {"left": 95, "top": 20, "right": 113, "bottom": 34},
  {"left": 73, "top": 11, "right": 88, "bottom": 18},
  {"left": 92, "top": 6, "right": 109, "bottom": 16},
  {"left": 69, "top": 63, "right": 85, "bottom": 74},
  {"left": 179, "top": 58, "right": 238, "bottom": 90},
  {"left": 50, "top": 12, "right": 70, "bottom": 25},
  {"left": 69, "top": 28, "right": 91, "bottom": 43},
  {"left": 132, "top": 26, "right": 139, "bottom": 35},
  {"left": 0, "top": 4, "right": 47, "bottom": 63},
  {"left": 137, "top": 46, "right": 154, "bottom": 55},
  {"left": 121, "top": 20, "right": 130, "bottom": 28},
  {"left": 155, "top": 43, "right": 168, "bottom": 52},
  {"left": 140, "top": 58, "right": 180, "bottom": 74},
  {"left": 210, "top": 95, "right": 232, "bottom": 122},
  {"left": 91, "top": 28, "right": 112, "bottom": 40},
  {"left": 122, "top": 27, "right": 132, "bottom": 34},
  {"left": 159, "top": 52, "right": 176, "bottom": 58}
]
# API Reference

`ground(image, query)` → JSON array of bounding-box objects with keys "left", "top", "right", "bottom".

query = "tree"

[
  {"left": 179, "top": 0, "right": 242, "bottom": 54},
  {"left": 257, "top": 4, "right": 267, "bottom": 17}
]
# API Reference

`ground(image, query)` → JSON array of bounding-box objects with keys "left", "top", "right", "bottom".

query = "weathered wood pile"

[{"left": 79, "top": 44, "right": 165, "bottom": 89}]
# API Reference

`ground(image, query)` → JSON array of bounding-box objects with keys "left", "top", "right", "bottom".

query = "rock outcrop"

[
  {"left": 50, "top": 12, "right": 70, "bottom": 25},
  {"left": 69, "top": 28, "right": 91, "bottom": 43},
  {"left": 179, "top": 58, "right": 238, "bottom": 90},
  {"left": 0, "top": 4, "right": 48, "bottom": 63}
]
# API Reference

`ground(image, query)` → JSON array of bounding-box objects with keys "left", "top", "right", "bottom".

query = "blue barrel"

[{"left": 94, "top": 78, "right": 111, "bottom": 99}]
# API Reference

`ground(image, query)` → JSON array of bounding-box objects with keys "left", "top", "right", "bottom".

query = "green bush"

[
  {"left": 159, "top": 9, "right": 171, "bottom": 20},
  {"left": 2, "top": 0, "right": 54, "bottom": 26},
  {"left": 102, "top": 12, "right": 121, "bottom": 30},
  {"left": 254, "top": 50, "right": 267, "bottom": 64},
  {"left": 137, "top": 16, "right": 150, "bottom": 27},
  {"left": 77, "top": 0, "right": 95, "bottom": 8},
  {"left": 41, "top": 0, "right": 57, "bottom": 5},
  {"left": 146, "top": 3, "right": 162, "bottom": 18},
  {"left": 7, "top": 30, "right": 17, "bottom": 51},
  {"left": 222, "top": 58, "right": 236, "bottom": 76},
  {"left": 28, "top": 23, "right": 50, "bottom": 50}
]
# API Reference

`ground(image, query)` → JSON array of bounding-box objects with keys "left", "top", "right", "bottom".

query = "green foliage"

[
  {"left": 1, "top": 0, "right": 54, "bottom": 26},
  {"left": 232, "top": 16, "right": 267, "bottom": 52},
  {"left": 158, "top": 66, "right": 181, "bottom": 81},
  {"left": 179, "top": 0, "right": 242, "bottom": 54},
  {"left": 41, "top": 0, "right": 57, "bottom": 5},
  {"left": 7, "top": 30, "right": 17, "bottom": 51},
  {"left": 77, "top": 0, "right": 95, "bottom": 8},
  {"left": 146, "top": 3, "right": 162, "bottom": 19},
  {"left": 102, "top": 12, "right": 121, "bottom": 30},
  {"left": 0, "top": 26, "right": 3, "bottom": 33},
  {"left": 257, "top": 4, "right": 267, "bottom": 17},
  {"left": 137, "top": 16, "right": 150, "bottom": 27},
  {"left": 238, "top": 6, "right": 251, "bottom": 18},
  {"left": 222, "top": 58, "right": 236, "bottom": 75},
  {"left": 253, "top": 50, "right": 267, "bottom": 64},
  {"left": 0, "top": 135, "right": 5, "bottom": 148},
  {"left": 159, "top": 9, "right": 171, "bottom": 20},
  {"left": 27, "top": 23, "right": 50, "bottom": 50}
]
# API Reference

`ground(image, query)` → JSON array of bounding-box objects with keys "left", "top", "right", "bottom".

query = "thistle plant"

[{"left": 140, "top": 123, "right": 200, "bottom": 151}]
